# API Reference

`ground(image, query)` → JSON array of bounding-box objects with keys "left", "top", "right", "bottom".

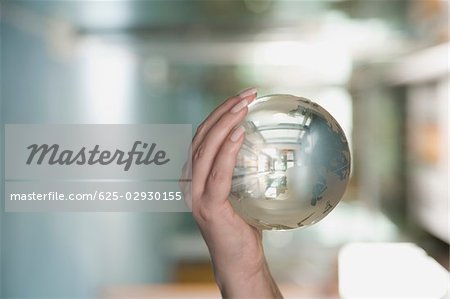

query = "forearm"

[
  {"left": 213, "top": 257, "right": 283, "bottom": 299},
  {"left": 196, "top": 207, "right": 283, "bottom": 298}
]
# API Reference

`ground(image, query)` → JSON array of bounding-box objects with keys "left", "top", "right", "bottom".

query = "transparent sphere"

[{"left": 230, "top": 94, "right": 351, "bottom": 230}]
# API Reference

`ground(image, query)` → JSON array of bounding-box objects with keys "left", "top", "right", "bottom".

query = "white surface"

[{"left": 339, "top": 243, "right": 449, "bottom": 299}]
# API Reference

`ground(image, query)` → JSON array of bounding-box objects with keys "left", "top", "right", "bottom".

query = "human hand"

[{"left": 180, "top": 88, "right": 282, "bottom": 298}]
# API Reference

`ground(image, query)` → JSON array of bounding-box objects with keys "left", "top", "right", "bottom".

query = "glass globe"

[{"left": 230, "top": 94, "right": 351, "bottom": 230}]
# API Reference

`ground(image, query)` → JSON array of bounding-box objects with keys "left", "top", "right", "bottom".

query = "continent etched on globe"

[{"left": 230, "top": 94, "right": 351, "bottom": 230}]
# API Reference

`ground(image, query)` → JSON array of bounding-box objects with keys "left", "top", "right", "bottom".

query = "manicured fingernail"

[
  {"left": 230, "top": 126, "right": 245, "bottom": 142},
  {"left": 231, "top": 98, "right": 248, "bottom": 113},
  {"left": 238, "top": 87, "right": 257, "bottom": 99}
]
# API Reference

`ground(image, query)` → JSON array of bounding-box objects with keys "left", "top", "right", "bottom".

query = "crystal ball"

[{"left": 230, "top": 94, "right": 351, "bottom": 230}]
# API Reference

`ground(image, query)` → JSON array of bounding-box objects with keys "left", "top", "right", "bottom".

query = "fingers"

[
  {"left": 179, "top": 145, "right": 192, "bottom": 183},
  {"left": 192, "top": 98, "right": 249, "bottom": 196},
  {"left": 186, "top": 87, "right": 257, "bottom": 212},
  {"left": 192, "top": 87, "right": 257, "bottom": 154},
  {"left": 203, "top": 126, "right": 245, "bottom": 203}
]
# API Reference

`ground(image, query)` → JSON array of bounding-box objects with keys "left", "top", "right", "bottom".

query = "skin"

[{"left": 180, "top": 88, "right": 283, "bottom": 299}]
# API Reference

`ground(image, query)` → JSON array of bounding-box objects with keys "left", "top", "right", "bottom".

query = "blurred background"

[{"left": 1, "top": 0, "right": 448, "bottom": 298}]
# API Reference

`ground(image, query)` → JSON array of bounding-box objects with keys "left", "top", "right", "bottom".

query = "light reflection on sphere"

[{"left": 230, "top": 94, "right": 351, "bottom": 230}]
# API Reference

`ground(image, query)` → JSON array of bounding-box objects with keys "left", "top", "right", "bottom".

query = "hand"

[{"left": 180, "top": 88, "right": 283, "bottom": 299}]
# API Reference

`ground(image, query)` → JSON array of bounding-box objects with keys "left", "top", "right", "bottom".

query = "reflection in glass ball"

[{"left": 230, "top": 94, "right": 351, "bottom": 230}]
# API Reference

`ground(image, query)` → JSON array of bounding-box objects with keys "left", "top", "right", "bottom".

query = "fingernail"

[
  {"left": 231, "top": 98, "right": 248, "bottom": 113},
  {"left": 238, "top": 87, "right": 257, "bottom": 99},
  {"left": 230, "top": 126, "right": 245, "bottom": 142}
]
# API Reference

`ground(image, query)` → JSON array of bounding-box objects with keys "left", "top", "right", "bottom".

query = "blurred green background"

[{"left": 1, "top": 1, "right": 448, "bottom": 298}]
